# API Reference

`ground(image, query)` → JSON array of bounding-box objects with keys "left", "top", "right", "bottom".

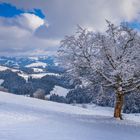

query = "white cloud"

[
  {"left": 18, "top": 13, "right": 45, "bottom": 31},
  {"left": 0, "top": 13, "right": 59, "bottom": 56},
  {"left": 0, "top": 0, "right": 140, "bottom": 56},
  {"left": 0, "top": 24, "right": 31, "bottom": 40},
  {"left": 2, "top": 0, "right": 140, "bottom": 32},
  {"left": 120, "top": 0, "right": 139, "bottom": 21}
]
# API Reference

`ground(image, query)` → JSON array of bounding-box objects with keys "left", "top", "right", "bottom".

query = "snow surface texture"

[{"left": 0, "top": 91, "right": 140, "bottom": 140}]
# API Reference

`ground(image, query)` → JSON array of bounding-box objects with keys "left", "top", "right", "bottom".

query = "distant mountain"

[
  {"left": 0, "top": 56, "right": 56, "bottom": 68},
  {"left": 0, "top": 56, "right": 65, "bottom": 74},
  {"left": 0, "top": 56, "right": 70, "bottom": 99}
]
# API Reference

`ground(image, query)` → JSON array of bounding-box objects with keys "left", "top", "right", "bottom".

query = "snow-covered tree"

[{"left": 58, "top": 21, "right": 140, "bottom": 119}]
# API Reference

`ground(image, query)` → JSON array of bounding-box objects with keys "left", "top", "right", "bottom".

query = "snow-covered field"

[
  {"left": 25, "top": 62, "right": 47, "bottom": 68},
  {"left": 0, "top": 91, "right": 140, "bottom": 140},
  {"left": 0, "top": 65, "right": 59, "bottom": 81},
  {"left": 0, "top": 79, "right": 4, "bottom": 85},
  {"left": 18, "top": 72, "right": 59, "bottom": 81},
  {"left": 0, "top": 65, "right": 19, "bottom": 73},
  {"left": 50, "top": 85, "right": 70, "bottom": 97},
  {"left": 75, "top": 104, "right": 140, "bottom": 123}
]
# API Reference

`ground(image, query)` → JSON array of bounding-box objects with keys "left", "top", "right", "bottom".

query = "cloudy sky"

[{"left": 0, "top": 0, "right": 140, "bottom": 56}]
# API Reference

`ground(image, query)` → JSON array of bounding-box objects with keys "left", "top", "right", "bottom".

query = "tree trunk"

[{"left": 114, "top": 90, "right": 124, "bottom": 120}]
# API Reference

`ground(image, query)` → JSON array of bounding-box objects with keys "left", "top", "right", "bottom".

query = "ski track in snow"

[{"left": 0, "top": 92, "right": 140, "bottom": 140}]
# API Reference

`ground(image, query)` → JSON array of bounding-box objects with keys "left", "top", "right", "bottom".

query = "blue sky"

[
  {"left": 0, "top": 2, "right": 139, "bottom": 30},
  {"left": 0, "top": 0, "right": 140, "bottom": 56},
  {"left": 0, "top": 3, "right": 23, "bottom": 17},
  {"left": 0, "top": 3, "right": 45, "bottom": 18},
  {"left": 127, "top": 21, "right": 140, "bottom": 30}
]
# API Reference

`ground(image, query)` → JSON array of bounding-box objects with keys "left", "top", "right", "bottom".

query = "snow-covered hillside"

[
  {"left": 0, "top": 65, "right": 19, "bottom": 72},
  {"left": 0, "top": 79, "right": 4, "bottom": 85},
  {"left": 0, "top": 91, "right": 140, "bottom": 140},
  {"left": 0, "top": 64, "right": 60, "bottom": 81},
  {"left": 25, "top": 62, "right": 47, "bottom": 68},
  {"left": 32, "top": 68, "right": 44, "bottom": 72},
  {"left": 0, "top": 56, "right": 55, "bottom": 68},
  {"left": 18, "top": 72, "right": 60, "bottom": 81},
  {"left": 50, "top": 85, "right": 69, "bottom": 97},
  {"left": 0, "top": 65, "right": 46, "bottom": 81}
]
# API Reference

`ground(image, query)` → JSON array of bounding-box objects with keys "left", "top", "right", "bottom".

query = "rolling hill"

[{"left": 0, "top": 91, "right": 140, "bottom": 140}]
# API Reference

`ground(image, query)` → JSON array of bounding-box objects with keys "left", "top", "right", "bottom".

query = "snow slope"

[
  {"left": 0, "top": 79, "right": 4, "bottom": 85},
  {"left": 18, "top": 72, "right": 60, "bottom": 81},
  {"left": 0, "top": 65, "right": 19, "bottom": 72},
  {"left": 32, "top": 68, "right": 44, "bottom": 73},
  {"left": 25, "top": 62, "right": 47, "bottom": 68},
  {"left": 0, "top": 91, "right": 140, "bottom": 140},
  {"left": 76, "top": 104, "right": 140, "bottom": 123},
  {"left": 50, "top": 85, "right": 69, "bottom": 97}
]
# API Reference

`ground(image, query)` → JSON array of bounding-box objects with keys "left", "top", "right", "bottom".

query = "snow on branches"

[{"left": 58, "top": 21, "right": 140, "bottom": 94}]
